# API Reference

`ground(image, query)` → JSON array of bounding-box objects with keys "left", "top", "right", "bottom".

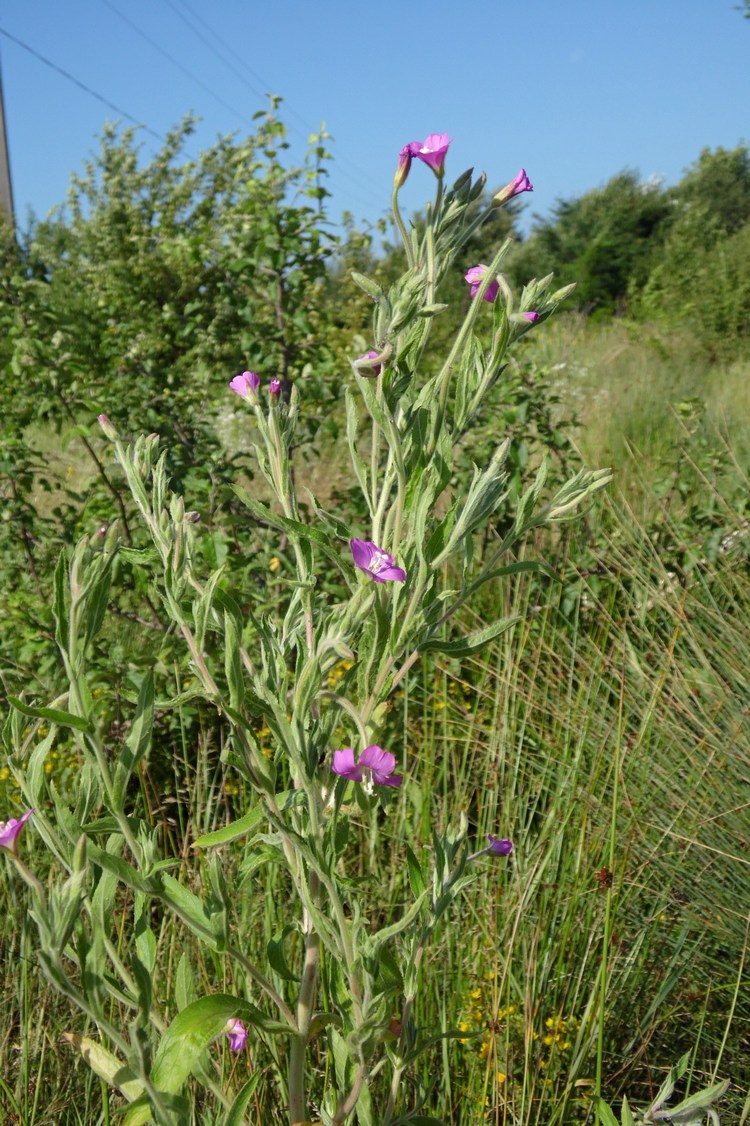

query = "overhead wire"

[
  {"left": 162, "top": 0, "right": 385, "bottom": 213},
  {"left": 0, "top": 24, "right": 164, "bottom": 141},
  {"left": 101, "top": 0, "right": 251, "bottom": 125}
]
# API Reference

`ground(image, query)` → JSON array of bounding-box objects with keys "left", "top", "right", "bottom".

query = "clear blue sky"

[{"left": 1, "top": 0, "right": 749, "bottom": 238}]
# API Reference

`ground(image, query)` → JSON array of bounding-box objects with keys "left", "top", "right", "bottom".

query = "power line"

[
  {"left": 162, "top": 0, "right": 274, "bottom": 111},
  {"left": 162, "top": 0, "right": 385, "bottom": 213},
  {"left": 0, "top": 24, "right": 163, "bottom": 141},
  {"left": 101, "top": 0, "right": 253, "bottom": 125}
]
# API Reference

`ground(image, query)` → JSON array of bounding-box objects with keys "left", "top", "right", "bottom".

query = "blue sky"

[{"left": 1, "top": 0, "right": 749, "bottom": 239}]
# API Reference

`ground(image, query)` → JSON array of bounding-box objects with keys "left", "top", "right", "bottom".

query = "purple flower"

[
  {"left": 0, "top": 809, "right": 33, "bottom": 853},
  {"left": 522, "top": 312, "right": 540, "bottom": 323},
  {"left": 354, "top": 350, "right": 382, "bottom": 378},
  {"left": 350, "top": 538, "right": 406, "bottom": 583},
  {"left": 332, "top": 745, "right": 402, "bottom": 788},
  {"left": 465, "top": 265, "right": 499, "bottom": 303},
  {"left": 224, "top": 1018, "right": 248, "bottom": 1052},
  {"left": 394, "top": 144, "right": 413, "bottom": 189},
  {"left": 269, "top": 376, "right": 282, "bottom": 397},
  {"left": 229, "top": 371, "right": 261, "bottom": 399},
  {"left": 410, "top": 133, "right": 452, "bottom": 175},
  {"left": 493, "top": 169, "right": 534, "bottom": 207},
  {"left": 487, "top": 835, "right": 514, "bottom": 856}
]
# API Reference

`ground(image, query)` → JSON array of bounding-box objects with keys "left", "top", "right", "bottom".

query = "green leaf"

[
  {"left": 420, "top": 616, "right": 518, "bottom": 657},
  {"left": 7, "top": 697, "right": 91, "bottom": 732},
  {"left": 222, "top": 1074, "right": 262, "bottom": 1126},
  {"left": 192, "top": 805, "right": 265, "bottom": 849},
  {"left": 64, "top": 1033, "right": 144, "bottom": 1103},
  {"left": 405, "top": 843, "right": 426, "bottom": 898},
  {"left": 160, "top": 873, "right": 218, "bottom": 946},
  {"left": 267, "top": 925, "right": 300, "bottom": 983}
]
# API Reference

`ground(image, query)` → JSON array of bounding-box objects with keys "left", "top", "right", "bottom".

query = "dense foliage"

[{"left": 0, "top": 110, "right": 748, "bottom": 1125}]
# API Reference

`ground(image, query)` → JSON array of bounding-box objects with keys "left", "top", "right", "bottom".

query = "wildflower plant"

[{"left": 3, "top": 135, "right": 612, "bottom": 1125}]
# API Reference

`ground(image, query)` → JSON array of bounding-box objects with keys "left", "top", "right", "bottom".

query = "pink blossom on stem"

[
  {"left": 410, "top": 133, "right": 452, "bottom": 175},
  {"left": 464, "top": 265, "right": 499, "bottom": 303},
  {"left": 350, "top": 538, "right": 406, "bottom": 583},
  {"left": 0, "top": 809, "right": 33, "bottom": 853},
  {"left": 332, "top": 746, "right": 402, "bottom": 788},
  {"left": 229, "top": 371, "right": 261, "bottom": 399},
  {"left": 269, "top": 377, "right": 282, "bottom": 397},
  {"left": 522, "top": 311, "right": 540, "bottom": 322},
  {"left": 224, "top": 1019, "right": 248, "bottom": 1052}
]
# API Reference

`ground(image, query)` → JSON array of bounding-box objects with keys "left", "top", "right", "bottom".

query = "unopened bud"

[{"left": 98, "top": 414, "right": 118, "bottom": 440}]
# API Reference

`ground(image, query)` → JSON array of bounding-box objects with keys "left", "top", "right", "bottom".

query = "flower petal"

[
  {"left": 332, "top": 748, "right": 364, "bottom": 781},
  {"left": 350, "top": 538, "right": 375, "bottom": 571},
  {"left": 359, "top": 745, "right": 396, "bottom": 774},
  {"left": 371, "top": 565, "right": 406, "bottom": 583}
]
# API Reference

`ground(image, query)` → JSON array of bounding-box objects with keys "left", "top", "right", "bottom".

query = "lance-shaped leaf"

[
  {"left": 63, "top": 1034, "right": 144, "bottom": 1103},
  {"left": 430, "top": 440, "right": 511, "bottom": 567}
]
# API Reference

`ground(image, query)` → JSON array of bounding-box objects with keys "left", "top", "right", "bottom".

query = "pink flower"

[
  {"left": 0, "top": 809, "right": 33, "bottom": 853},
  {"left": 269, "top": 377, "right": 282, "bottom": 397},
  {"left": 354, "top": 350, "right": 382, "bottom": 378},
  {"left": 410, "top": 133, "right": 452, "bottom": 175},
  {"left": 465, "top": 265, "right": 499, "bottom": 303},
  {"left": 224, "top": 1018, "right": 248, "bottom": 1052},
  {"left": 229, "top": 371, "right": 261, "bottom": 399},
  {"left": 332, "top": 745, "right": 402, "bottom": 788},
  {"left": 493, "top": 169, "right": 534, "bottom": 207},
  {"left": 350, "top": 538, "right": 406, "bottom": 583},
  {"left": 522, "top": 312, "right": 540, "bottom": 322}
]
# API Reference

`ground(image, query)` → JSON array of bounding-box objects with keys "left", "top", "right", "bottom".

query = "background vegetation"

[{"left": 1, "top": 106, "right": 749, "bottom": 1124}]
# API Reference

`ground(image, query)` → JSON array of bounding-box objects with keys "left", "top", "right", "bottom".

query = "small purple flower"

[
  {"left": 269, "top": 376, "right": 282, "bottom": 397},
  {"left": 522, "top": 312, "right": 540, "bottom": 323},
  {"left": 394, "top": 144, "right": 413, "bottom": 189},
  {"left": 354, "top": 350, "right": 382, "bottom": 378},
  {"left": 0, "top": 809, "right": 33, "bottom": 853},
  {"left": 350, "top": 538, "right": 406, "bottom": 583},
  {"left": 224, "top": 1018, "right": 248, "bottom": 1052},
  {"left": 332, "top": 745, "right": 402, "bottom": 788},
  {"left": 493, "top": 169, "right": 534, "bottom": 207},
  {"left": 229, "top": 371, "right": 261, "bottom": 399},
  {"left": 487, "top": 835, "right": 514, "bottom": 856},
  {"left": 465, "top": 265, "right": 499, "bottom": 303},
  {"left": 410, "top": 133, "right": 452, "bottom": 175}
]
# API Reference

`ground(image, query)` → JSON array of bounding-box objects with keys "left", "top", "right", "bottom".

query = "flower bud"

[
  {"left": 394, "top": 144, "right": 413, "bottom": 190},
  {"left": 492, "top": 168, "right": 533, "bottom": 207},
  {"left": 98, "top": 414, "right": 118, "bottom": 440}
]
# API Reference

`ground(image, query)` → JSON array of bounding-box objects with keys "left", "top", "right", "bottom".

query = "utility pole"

[{"left": 0, "top": 49, "right": 15, "bottom": 233}]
